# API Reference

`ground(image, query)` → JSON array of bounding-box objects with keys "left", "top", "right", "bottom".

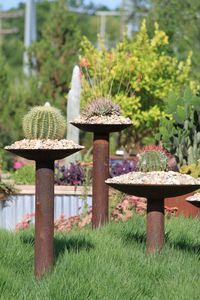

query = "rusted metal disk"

[
  {"left": 6, "top": 148, "right": 83, "bottom": 161},
  {"left": 106, "top": 182, "right": 200, "bottom": 253},
  {"left": 70, "top": 122, "right": 131, "bottom": 134},
  {"left": 186, "top": 199, "right": 200, "bottom": 208},
  {"left": 106, "top": 183, "right": 200, "bottom": 199}
]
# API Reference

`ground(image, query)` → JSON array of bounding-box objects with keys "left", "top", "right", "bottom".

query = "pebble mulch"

[
  {"left": 72, "top": 115, "right": 132, "bottom": 125},
  {"left": 5, "top": 139, "right": 84, "bottom": 150},
  {"left": 106, "top": 171, "right": 200, "bottom": 185},
  {"left": 186, "top": 192, "right": 200, "bottom": 201}
]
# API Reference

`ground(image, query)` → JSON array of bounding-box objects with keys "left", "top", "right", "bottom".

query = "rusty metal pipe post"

[
  {"left": 146, "top": 198, "right": 165, "bottom": 254},
  {"left": 35, "top": 160, "right": 54, "bottom": 278},
  {"left": 92, "top": 132, "right": 109, "bottom": 228}
]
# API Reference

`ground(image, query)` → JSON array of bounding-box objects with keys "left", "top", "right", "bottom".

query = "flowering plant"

[
  {"left": 55, "top": 162, "right": 92, "bottom": 186},
  {"left": 110, "top": 160, "right": 137, "bottom": 177}
]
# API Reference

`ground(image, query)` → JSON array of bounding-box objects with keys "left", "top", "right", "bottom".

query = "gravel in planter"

[
  {"left": 186, "top": 193, "right": 200, "bottom": 201},
  {"left": 5, "top": 139, "right": 84, "bottom": 150},
  {"left": 72, "top": 115, "right": 132, "bottom": 125},
  {"left": 106, "top": 171, "right": 200, "bottom": 185}
]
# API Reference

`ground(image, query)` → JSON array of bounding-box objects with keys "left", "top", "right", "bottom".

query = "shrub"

[
  {"left": 157, "top": 88, "right": 200, "bottom": 166},
  {"left": 55, "top": 162, "right": 91, "bottom": 186},
  {"left": 110, "top": 160, "right": 137, "bottom": 177},
  {"left": 55, "top": 160, "right": 137, "bottom": 186},
  {"left": 79, "top": 21, "right": 195, "bottom": 148},
  {"left": 11, "top": 164, "right": 35, "bottom": 185},
  {"left": 0, "top": 181, "right": 17, "bottom": 199},
  {"left": 180, "top": 161, "right": 200, "bottom": 178}
]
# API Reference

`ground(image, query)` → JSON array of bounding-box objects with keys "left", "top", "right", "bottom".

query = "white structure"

[
  {"left": 23, "top": 0, "right": 37, "bottom": 76},
  {"left": 0, "top": 186, "right": 92, "bottom": 230},
  {"left": 66, "top": 65, "right": 81, "bottom": 164}
]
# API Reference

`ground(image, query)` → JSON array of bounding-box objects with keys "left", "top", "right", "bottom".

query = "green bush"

[
  {"left": 11, "top": 165, "right": 35, "bottom": 185},
  {"left": 80, "top": 21, "right": 195, "bottom": 149},
  {"left": 157, "top": 88, "right": 200, "bottom": 166},
  {"left": 180, "top": 161, "right": 200, "bottom": 178}
]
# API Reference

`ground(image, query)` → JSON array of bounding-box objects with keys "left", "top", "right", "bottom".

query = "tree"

[
  {"left": 29, "top": 0, "right": 81, "bottom": 108},
  {"left": 147, "top": 0, "right": 200, "bottom": 81},
  {"left": 79, "top": 21, "right": 195, "bottom": 151},
  {"left": 0, "top": 53, "right": 11, "bottom": 146}
]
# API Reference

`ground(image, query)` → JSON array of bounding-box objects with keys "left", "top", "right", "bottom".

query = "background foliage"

[
  {"left": 157, "top": 88, "right": 200, "bottom": 166},
  {"left": 80, "top": 21, "right": 194, "bottom": 150},
  {"left": 147, "top": 0, "right": 200, "bottom": 81},
  {"left": 0, "top": 0, "right": 200, "bottom": 167}
]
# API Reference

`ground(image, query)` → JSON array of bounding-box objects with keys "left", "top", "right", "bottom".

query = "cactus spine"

[
  {"left": 138, "top": 150, "right": 168, "bottom": 172},
  {"left": 23, "top": 103, "right": 66, "bottom": 139}
]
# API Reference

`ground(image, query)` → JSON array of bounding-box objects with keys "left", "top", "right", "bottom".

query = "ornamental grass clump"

[
  {"left": 138, "top": 148, "right": 169, "bottom": 172},
  {"left": 23, "top": 102, "right": 66, "bottom": 140},
  {"left": 81, "top": 97, "right": 121, "bottom": 119}
]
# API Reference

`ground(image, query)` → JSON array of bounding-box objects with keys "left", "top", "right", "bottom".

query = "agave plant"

[{"left": 81, "top": 97, "right": 121, "bottom": 118}]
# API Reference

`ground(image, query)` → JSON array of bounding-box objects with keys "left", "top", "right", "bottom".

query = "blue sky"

[{"left": 0, "top": 0, "right": 120, "bottom": 10}]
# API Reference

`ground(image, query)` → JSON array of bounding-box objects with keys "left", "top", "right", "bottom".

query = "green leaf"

[{"left": 174, "top": 106, "right": 186, "bottom": 124}]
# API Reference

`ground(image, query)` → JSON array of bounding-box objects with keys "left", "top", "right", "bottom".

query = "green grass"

[{"left": 0, "top": 214, "right": 199, "bottom": 299}]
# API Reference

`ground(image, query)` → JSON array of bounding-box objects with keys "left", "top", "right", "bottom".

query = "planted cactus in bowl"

[
  {"left": 72, "top": 97, "right": 132, "bottom": 126},
  {"left": 82, "top": 97, "right": 121, "bottom": 118},
  {"left": 5, "top": 102, "right": 84, "bottom": 278},
  {"left": 23, "top": 102, "right": 66, "bottom": 140},
  {"left": 138, "top": 149, "right": 168, "bottom": 172},
  {"left": 71, "top": 97, "right": 132, "bottom": 228}
]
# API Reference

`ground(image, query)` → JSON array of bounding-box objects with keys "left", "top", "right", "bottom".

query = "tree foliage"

[
  {"left": 29, "top": 0, "right": 81, "bottom": 107},
  {"left": 147, "top": 0, "right": 200, "bottom": 80},
  {"left": 0, "top": 53, "right": 11, "bottom": 146},
  {"left": 80, "top": 20, "right": 194, "bottom": 149}
]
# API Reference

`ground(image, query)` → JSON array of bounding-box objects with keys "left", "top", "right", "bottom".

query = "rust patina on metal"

[
  {"left": 71, "top": 122, "right": 132, "bottom": 228},
  {"left": 93, "top": 132, "right": 109, "bottom": 228},
  {"left": 106, "top": 183, "right": 200, "bottom": 253},
  {"left": 6, "top": 147, "right": 83, "bottom": 278}
]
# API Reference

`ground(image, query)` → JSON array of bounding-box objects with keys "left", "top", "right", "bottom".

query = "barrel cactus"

[
  {"left": 138, "top": 149, "right": 168, "bottom": 172},
  {"left": 23, "top": 103, "right": 66, "bottom": 139}
]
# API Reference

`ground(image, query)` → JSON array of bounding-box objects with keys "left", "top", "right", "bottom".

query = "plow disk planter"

[
  {"left": 6, "top": 147, "right": 83, "bottom": 278},
  {"left": 71, "top": 122, "right": 131, "bottom": 228},
  {"left": 106, "top": 182, "right": 200, "bottom": 253}
]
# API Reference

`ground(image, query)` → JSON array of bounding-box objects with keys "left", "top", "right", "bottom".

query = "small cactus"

[
  {"left": 82, "top": 97, "right": 121, "bottom": 118},
  {"left": 138, "top": 149, "right": 168, "bottom": 172},
  {"left": 23, "top": 103, "right": 66, "bottom": 139}
]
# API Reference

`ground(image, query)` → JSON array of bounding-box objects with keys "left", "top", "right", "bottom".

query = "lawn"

[{"left": 0, "top": 214, "right": 199, "bottom": 300}]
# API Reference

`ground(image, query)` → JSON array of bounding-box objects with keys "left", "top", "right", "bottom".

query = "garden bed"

[{"left": 0, "top": 185, "right": 92, "bottom": 230}]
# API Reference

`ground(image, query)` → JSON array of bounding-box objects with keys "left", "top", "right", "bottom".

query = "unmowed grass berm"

[{"left": 0, "top": 214, "right": 199, "bottom": 299}]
